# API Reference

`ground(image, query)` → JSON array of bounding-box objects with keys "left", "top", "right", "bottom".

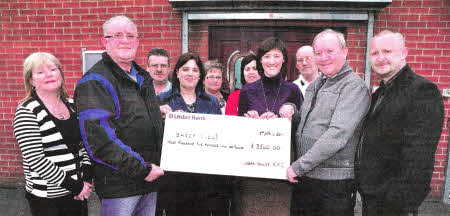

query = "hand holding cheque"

[{"left": 160, "top": 112, "right": 291, "bottom": 180}]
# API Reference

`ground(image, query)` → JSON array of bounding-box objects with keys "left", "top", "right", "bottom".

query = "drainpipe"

[
  {"left": 182, "top": 11, "right": 188, "bottom": 54},
  {"left": 364, "top": 11, "right": 374, "bottom": 89}
]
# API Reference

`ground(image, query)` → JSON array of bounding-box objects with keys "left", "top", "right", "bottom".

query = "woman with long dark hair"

[
  {"left": 225, "top": 53, "right": 261, "bottom": 116},
  {"left": 158, "top": 52, "right": 230, "bottom": 216}
]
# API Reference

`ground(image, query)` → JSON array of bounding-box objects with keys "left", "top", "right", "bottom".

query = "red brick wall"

[
  {"left": 0, "top": 0, "right": 182, "bottom": 182},
  {"left": 0, "top": 0, "right": 448, "bottom": 200}
]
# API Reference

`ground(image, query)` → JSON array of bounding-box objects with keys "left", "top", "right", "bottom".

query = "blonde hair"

[{"left": 22, "top": 52, "right": 68, "bottom": 101}]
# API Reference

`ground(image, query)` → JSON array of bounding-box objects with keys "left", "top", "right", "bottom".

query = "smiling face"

[
  {"left": 177, "top": 59, "right": 200, "bottom": 90},
  {"left": 204, "top": 68, "right": 223, "bottom": 93},
  {"left": 147, "top": 55, "right": 169, "bottom": 83},
  {"left": 261, "top": 49, "right": 284, "bottom": 77},
  {"left": 30, "top": 60, "right": 63, "bottom": 94},
  {"left": 369, "top": 33, "right": 407, "bottom": 82},
  {"left": 102, "top": 20, "right": 139, "bottom": 68},
  {"left": 296, "top": 46, "right": 318, "bottom": 80},
  {"left": 313, "top": 33, "right": 348, "bottom": 77},
  {"left": 243, "top": 60, "right": 260, "bottom": 83}
]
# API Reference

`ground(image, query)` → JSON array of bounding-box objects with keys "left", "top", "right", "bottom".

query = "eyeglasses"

[
  {"left": 296, "top": 56, "right": 313, "bottom": 63},
  {"left": 206, "top": 75, "right": 222, "bottom": 80},
  {"left": 149, "top": 64, "right": 169, "bottom": 69},
  {"left": 104, "top": 33, "right": 137, "bottom": 40}
]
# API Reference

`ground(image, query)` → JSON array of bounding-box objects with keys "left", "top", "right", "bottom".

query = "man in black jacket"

[
  {"left": 356, "top": 29, "right": 444, "bottom": 215},
  {"left": 75, "top": 16, "right": 164, "bottom": 216}
]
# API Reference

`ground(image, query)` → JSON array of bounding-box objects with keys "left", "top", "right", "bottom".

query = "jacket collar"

[
  {"left": 102, "top": 52, "right": 151, "bottom": 83},
  {"left": 171, "top": 88, "right": 212, "bottom": 100},
  {"left": 381, "top": 64, "right": 411, "bottom": 91},
  {"left": 369, "top": 65, "right": 412, "bottom": 117},
  {"left": 326, "top": 61, "right": 352, "bottom": 80}
]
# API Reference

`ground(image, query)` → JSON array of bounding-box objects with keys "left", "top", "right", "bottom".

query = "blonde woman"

[{"left": 13, "top": 52, "right": 92, "bottom": 216}]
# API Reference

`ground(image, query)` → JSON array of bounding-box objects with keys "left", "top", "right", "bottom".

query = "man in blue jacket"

[
  {"left": 356, "top": 30, "right": 444, "bottom": 215},
  {"left": 75, "top": 16, "right": 164, "bottom": 216}
]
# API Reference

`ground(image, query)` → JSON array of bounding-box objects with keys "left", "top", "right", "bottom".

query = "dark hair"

[
  {"left": 147, "top": 48, "right": 169, "bottom": 67},
  {"left": 171, "top": 52, "right": 205, "bottom": 92},
  {"left": 256, "top": 37, "right": 288, "bottom": 79},
  {"left": 240, "top": 53, "right": 257, "bottom": 86}
]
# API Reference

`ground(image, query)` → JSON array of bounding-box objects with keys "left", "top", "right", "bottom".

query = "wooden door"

[{"left": 209, "top": 26, "right": 345, "bottom": 89}]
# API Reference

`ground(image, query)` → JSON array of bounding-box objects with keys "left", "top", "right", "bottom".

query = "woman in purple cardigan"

[
  {"left": 238, "top": 37, "right": 303, "bottom": 118},
  {"left": 235, "top": 37, "right": 303, "bottom": 216}
]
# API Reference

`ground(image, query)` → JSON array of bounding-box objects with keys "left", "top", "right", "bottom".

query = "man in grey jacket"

[{"left": 287, "top": 29, "right": 370, "bottom": 216}]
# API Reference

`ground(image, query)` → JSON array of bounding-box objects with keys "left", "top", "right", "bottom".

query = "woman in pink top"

[{"left": 225, "top": 53, "right": 260, "bottom": 115}]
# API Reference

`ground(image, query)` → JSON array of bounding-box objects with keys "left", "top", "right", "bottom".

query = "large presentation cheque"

[{"left": 160, "top": 112, "right": 291, "bottom": 180}]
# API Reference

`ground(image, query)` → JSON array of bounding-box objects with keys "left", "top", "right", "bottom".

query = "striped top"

[{"left": 13, "top": 95, "right": 91, "bottom": 198}]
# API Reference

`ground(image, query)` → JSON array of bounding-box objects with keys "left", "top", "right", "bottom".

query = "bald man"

[
  {"left": 355, "top": 30, "right": 444, "bottom": 215},
  {"left": 292, "top": 46, "right": 319, "bottom": 97}
]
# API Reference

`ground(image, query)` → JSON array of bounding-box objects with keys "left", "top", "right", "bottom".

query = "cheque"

[{"left": 160, "top": 112, "right": 291, "bottom": 180}]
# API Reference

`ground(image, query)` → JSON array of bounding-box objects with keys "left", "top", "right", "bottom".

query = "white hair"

[
  {"left": 313, "top": 29, "right": 346, "bottom": 49},
  {"left": 102, "top": 15, "right": 138, "bottom": 37}
]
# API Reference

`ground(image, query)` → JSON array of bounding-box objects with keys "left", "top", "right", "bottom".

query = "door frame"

[{"left": 180, "top": 11, "right": 375, "bottom": 88}]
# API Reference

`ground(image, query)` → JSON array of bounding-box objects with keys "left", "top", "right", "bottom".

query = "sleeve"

[
  {"left": 225, "top": 91, "right": 239, "bottom": 116},
  {"left": 13, "top": 106, "right": 83, "bottom": 194},
  {"left": 287, "top": 84, "right": 303, "bottom": 112},
  {"left": 237, "top": 87, "right": 249, "bottom": 116},
  {"left": 75, "top": 74, "right": 151, "bottom": 180},
  {"left": 291, "top": 82, "right": 370, "bottom": 176},
  {"left": 79, "top": 147, "right": 93, "bottom": 182},
  {"left": 383, "top": 82, "right": 444, "bottom": 207}
]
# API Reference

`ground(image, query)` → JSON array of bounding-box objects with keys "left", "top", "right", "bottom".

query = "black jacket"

[
  {"left": 356, "top": 65, "right": 444, "bottom": 210},
  {"left": 75, "top": 52, "right": 163, "bottom": 198}
]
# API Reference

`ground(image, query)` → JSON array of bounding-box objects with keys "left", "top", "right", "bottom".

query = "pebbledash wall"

[{"left": 0, "top": 0, "right": 448, "bottom": 199}]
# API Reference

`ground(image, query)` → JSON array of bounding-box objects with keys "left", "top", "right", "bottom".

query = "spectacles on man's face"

[
  {"left": 149, "top": 64, "right": 169, "bottom": 70},
  {"left": 296, "top": 56, "right": 313, "bottom": 64},
  {"left": 104, "top": 32, "right": 137, "bottom": 41},
  {"left": 206, "top": 75, "right": 222, "bottom": 80}
]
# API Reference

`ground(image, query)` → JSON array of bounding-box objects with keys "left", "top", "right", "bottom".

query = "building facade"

[{"left": 0, "top": 0, "right": 448, "bottom": 200}]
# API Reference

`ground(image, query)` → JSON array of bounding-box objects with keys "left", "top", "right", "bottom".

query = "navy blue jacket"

[
  {"left": 75, "top": 52, "right": 163, "bottom": 198},
  {"left": 158, "top": 88, "right": 221, "bottom": 114}
]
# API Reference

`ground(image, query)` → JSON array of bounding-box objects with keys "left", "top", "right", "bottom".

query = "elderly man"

[
  {"left": 292, "top": 45, "right": 319, "bottom": 97},
  {"left": 356, "top": 30, "right": 444, "bottom": 216},
  {"left": 147, "top": 48, "right": 171, "bottom": 95},
  {"left": 75, "top": 16, "right": 164, "bottom": 216},
  {"left": 287, "top": 29, "right": 370, "bottom": 215}
]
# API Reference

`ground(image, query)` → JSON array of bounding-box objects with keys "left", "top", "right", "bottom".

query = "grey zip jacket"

[{"left": 291, "top": 61, "right": 370, "bottom": 180}]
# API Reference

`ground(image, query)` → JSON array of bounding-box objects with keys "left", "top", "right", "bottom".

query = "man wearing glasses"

[
  {"left": 75, "top": 16, "right": 164, "bottom": 216},
  {"left": 147, "top": 48, "right": 172, "bottom": 95},
  {"left": 292, "top": 45, "right": 319, "bottom": 98}
]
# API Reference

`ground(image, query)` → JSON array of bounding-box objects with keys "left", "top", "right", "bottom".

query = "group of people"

[{"left": 12, "top": 15, "right": 444, "bottom": 216}]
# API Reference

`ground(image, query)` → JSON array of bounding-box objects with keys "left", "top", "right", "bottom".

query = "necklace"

[
  {"left": 186, "top": 102, "right": 195, "bottom": 113},
  {"left": 46, "top": 98, "right": 66, "bottom": 120},
  {"left": 260, "top": 79, "right": 281, "bottom": 113}
]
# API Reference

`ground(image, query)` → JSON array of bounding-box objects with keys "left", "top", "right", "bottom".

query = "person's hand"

[
  {"left": 244, "top": 110, "right": 260, "bottom": 119},
  {"left": 259, "top": 111, "right": 277, "bottom": 119},
  {"left": 174, "top": 109, "right": 185, "bottom": 112},
  {"left": 74, "top": 182, "right": 93, "bottom": 201},
  {"left": 159, "top": 105, "right": 172, "bottom": 119},
  {"left": 287, "top": 166, "right": 299, "bottom": 183},
  {"left": 145, "top": 164, "right": 164, "bottom": 182},
  {"left": 279, "top": 104, "right": 295, "bottom": 120}
]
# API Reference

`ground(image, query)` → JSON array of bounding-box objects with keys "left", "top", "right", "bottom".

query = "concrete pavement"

[{"left": 1, "top": 186, "right": 450, "bottom": 216}]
